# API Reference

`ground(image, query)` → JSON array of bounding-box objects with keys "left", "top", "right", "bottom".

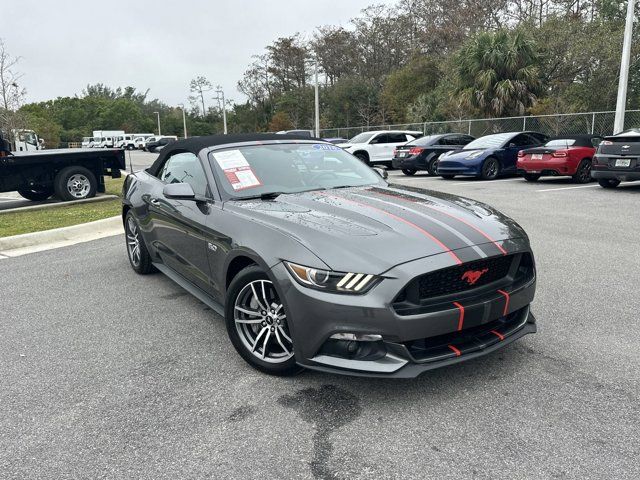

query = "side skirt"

[{"left": 152, "top": 262, "right": 225, "bottom": 317}]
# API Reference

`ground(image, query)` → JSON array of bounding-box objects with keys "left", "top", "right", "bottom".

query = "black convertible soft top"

[
  {"left": 147, "top": 133, "right": 318, "bottom": 176},
  {"left": 546, "top": 134, "right": 601, "bottom": 147}
]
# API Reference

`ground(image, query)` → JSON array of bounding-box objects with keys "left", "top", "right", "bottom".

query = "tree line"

[{"left": 1, "top": 0, "right": 639, "bottom": 147}]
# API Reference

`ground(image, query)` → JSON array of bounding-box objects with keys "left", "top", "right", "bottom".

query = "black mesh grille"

[{"left": 417, "top": 255, "right": 513, "bottom": 300}]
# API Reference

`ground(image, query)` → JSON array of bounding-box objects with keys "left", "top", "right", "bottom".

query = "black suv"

[
  {"left": 392, "top": 133, "right": 475, "bottom": 176},
  {"left": 592, "top": 129, "right": 640, "bottom": 188}
]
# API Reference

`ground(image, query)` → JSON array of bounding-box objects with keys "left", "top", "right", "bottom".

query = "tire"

[
  {"left": 124, "top": 211, "right": 156, "bottom": 274},
  {"left": 524, "top": 173, "right": 541, "bottom": 182},
  {"left": 17, "top": 188, "right": 53, "bottom": 201},
  {"left": 225, "top": 265, "right": 302, "bottom": 376},
  {"left": 54, "top": 166, "right": 97, "bottom": 201},
  {"left": 598, "top": 178, "right": 620, "bottom": 189},
  {"left": 427, "top": 156, "right": 439, "bottom": 176},
  {"left": 480, "top": 157, "right": 500, "bottom": 180},
  {"left": 572, "top": 159, "right": 592, "bottom": 184},
  {"left": 441, "top": 174, "right": 455, "bottom": 180},
  {"left": 402, "top": 168, "right": 417, "bottom": 176},
  {"left": 354, "top": 152, "right": 370, "bottom": 166}
]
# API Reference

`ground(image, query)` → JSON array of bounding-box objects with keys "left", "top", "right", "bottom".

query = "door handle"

[{"left": 150, "top": 198, "right": 160, "bottom": 206}]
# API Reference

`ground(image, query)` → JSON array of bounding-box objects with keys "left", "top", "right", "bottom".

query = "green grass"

[{"left": 0, "top": 176, "right": 125, "bottom": 238}]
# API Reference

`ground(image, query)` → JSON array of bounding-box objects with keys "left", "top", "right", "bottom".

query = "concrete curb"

[
  {"left": 0, "top": 215, "right": 123, "bottom": 258},
  {"left": 0, "top": 194, "right": 119, "bottom": 215}
]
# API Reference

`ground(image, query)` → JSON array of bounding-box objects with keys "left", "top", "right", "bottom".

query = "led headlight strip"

[{"left": 285, "top": 262, "right": 378, "bottom": 294}]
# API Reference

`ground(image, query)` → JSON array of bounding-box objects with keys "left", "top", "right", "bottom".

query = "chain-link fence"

[{"left": 319, "top": 110, "right": 640, "bottom": 139}]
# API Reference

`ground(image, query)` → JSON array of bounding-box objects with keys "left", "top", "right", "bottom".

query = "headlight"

[
  {"left": 284, "top": 261, "right": 379, "bottom": 294},
  {"left": 466, "top": 150, "right": 484, "bottom": 159}
]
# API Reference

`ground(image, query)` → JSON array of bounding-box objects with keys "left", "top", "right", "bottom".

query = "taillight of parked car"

[
  {"left": 409, "top": 147, "right": 424, "bottom": 155},
  {"left": 552, "top": 151, "right": 568, "bottom": 158}
]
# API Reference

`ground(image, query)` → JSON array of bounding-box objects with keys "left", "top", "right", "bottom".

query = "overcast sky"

[{"left": 2, "top": 0, "right": 395, "bottom": 107}]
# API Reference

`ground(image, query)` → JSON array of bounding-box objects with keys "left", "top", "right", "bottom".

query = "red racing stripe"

[
  {"left": 322, "top": 192, "right": 462, "bottom": 265},
  {"left": 448, "top": 345, "right": 462, "bottom": 356},
  {"left": 453, "top": 302, "right": 465, "bottom": 331},
  {"left": 497, "top": 289, "right": 510, "bottom": 316},
  {"left": 491, "top": 330, "right": 505, "bottom": 341},
  {"left": 370, "top": 189, "right": 508, "bottom": 255}
]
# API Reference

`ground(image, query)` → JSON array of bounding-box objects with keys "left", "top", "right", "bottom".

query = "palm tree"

[{"left": 455, "top": 31, "right": 541, "bottom": 118}]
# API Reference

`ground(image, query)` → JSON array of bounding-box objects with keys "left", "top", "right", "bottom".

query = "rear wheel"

[
  {"left": 480, "top": 157, "right": 500, "bottom": 180},
  {"left": 402, "top": 168, "right": 416, "bottom": 176},
  {"left": 598, "top": 178, "right": 620, "bottom": 189},
  {"left": 225, "top": 266, "right": 302, "bottom": 376},
  {"left": 524, "top": 173, "right": 540, "bottom": 182},
  {"left": 54, "top": 166, "right": 97, "bottom": 201},
  {"left": 17, "top": 188, "right": 53, "bottom": 201},
  {"left": 572, "top": 159, "right": 592, "bottom": 184}
]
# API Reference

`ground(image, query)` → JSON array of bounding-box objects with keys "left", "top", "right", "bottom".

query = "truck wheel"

[
  {"left": 54, "top": 166, "right": 97, "bottom": 201},
  {"left": 598, "top": 178, "right": 620, "bottom": 189},
  {"left": 17, "top": 188, "right": 54, "bottom": 201}
]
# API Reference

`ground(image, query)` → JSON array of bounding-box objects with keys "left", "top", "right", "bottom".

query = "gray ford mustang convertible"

[{"left": 122, "top": 134, "right": 537, "bottom": 377}]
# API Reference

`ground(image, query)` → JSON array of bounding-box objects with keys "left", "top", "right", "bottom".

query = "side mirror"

[
  {"left": 163, "top": 182, "right": 196, "bottom": 200},
  {"left": 373, "top": 167, "right": 388, "bottom": 180}
]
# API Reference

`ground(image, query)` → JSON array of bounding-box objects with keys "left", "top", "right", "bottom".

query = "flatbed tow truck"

[{"left": 0, "top": 131, "right": 125, "bottom": 201}]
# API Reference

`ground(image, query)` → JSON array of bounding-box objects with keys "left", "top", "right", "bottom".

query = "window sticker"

[
  {"left": 312, "top": 143, "right": 341, "bottom": 151},
  {"left": 213, "top": 149, "right": 250, "bottom": 170},
  {"left": 224, "top": 167, "right": 262, "bottom": 191}
]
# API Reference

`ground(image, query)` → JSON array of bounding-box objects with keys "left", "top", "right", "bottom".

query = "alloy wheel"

[
  {"left": 234, "top": 279, "right": 294, "bottom": 363},
  {"left": 126, "top": 217, "right": 141, "bottom": 267}
]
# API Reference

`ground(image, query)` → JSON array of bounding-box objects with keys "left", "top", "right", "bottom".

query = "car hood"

[
  {"left": 224, "top": 185, "right": 527, "bottom": 274},
  {"left": 442, "top": 149, "right": 493, "bottom": 161}
]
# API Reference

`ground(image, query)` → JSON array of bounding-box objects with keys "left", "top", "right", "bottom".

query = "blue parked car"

[{"left": 436, "top": 131, "right": 548, "bottom": 180}]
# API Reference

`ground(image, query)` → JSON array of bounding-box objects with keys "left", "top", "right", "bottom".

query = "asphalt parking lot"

[{"left": 1, "top": 158, "right": 639, "bottom": 479}]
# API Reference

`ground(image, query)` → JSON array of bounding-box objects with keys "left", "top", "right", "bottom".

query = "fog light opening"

[{"left": 321, "top": 333, "right": 387, "bottom": 361}]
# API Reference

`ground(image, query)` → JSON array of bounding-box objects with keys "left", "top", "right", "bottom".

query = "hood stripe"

[
  {"left": 373, "top": 188, "right": 508, "bottom": 255},
  {"left": 352, "top": 193, "right": 488, "bottom": 260},
  {"left": 321, "top": 192, "right": 463, "bottom": 265}
]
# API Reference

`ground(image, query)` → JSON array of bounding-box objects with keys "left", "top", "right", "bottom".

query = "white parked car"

[{"left": 339, "top": 130, "right": 423, "bottom": 167}]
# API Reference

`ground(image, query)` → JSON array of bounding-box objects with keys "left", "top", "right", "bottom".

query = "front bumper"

[
  {"left": 270, "top": 246, "right": 536, "bottom": 378},
  {"left": 437, "top": 158, "right": 481, "bottom": 176}
]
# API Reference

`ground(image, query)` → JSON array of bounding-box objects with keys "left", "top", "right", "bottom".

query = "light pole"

[
  {"left": 214, "top": 87, "right": 228, "bottom": 134},
  {"left": 613, "top": 0, "right": 635, "bottom": 134},
  {"left": 178, "top": 104, "right": 188, "bottom": 139},
  {"left": 153, "top": 111, "right": 161, "bottom": 136},
  {"left": 314, "top": 59, "right": 320, "bottom": 138}
]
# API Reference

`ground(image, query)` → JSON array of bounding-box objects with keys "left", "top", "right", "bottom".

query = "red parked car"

[{"left": 517, "top": 135, "right": 603, "bottom": 183}]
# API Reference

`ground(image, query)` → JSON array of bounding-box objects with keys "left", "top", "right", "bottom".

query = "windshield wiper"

[{"left": 237, "top": 191, "right": 284, "bottom": 200}]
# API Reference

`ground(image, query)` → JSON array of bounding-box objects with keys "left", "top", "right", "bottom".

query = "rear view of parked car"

[
  {"left": 339, "top": 130, "right": 423, "bottom": 167},
  {"left": 437, "top": 131, "right": 548, "bottom": 180},
  {"left": 591, "top": 128, "right": 640, "bottom": 188},
  {"left": 517, "top": 135, "right": 602, "bottom": 183},
  {"left": 392, "top": 133, "right": 475, "bottom": 176}
]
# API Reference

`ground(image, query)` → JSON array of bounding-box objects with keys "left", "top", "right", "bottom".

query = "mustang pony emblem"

[{"left": 461, "top": 268, "right": 489, "bottom": 285}]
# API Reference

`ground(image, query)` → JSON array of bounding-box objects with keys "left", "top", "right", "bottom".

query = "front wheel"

[
  {"left": 598, "top": 178, "right": 620, "bottom": 189},
  {"left": 125, "top": 211, "right": 156, "bottom": 274},
  {"left": 480, "top": 157, "right": 500, "bottom": 180},
  {"left": 572, "top": 159, "right": 592, "bottom": 184},
  {"left": 225, "top": 266, "right": 302, "bottom": 376},
  {"left": 524, "top": 173, "right": 540, "bottom": 182},
  {"left": 17, "top": 188, "right": 54, "bottom": 201},
  {"left": 354, "top": 152, "right": 370, "bottom": 166},
  {"left": 402, "top": 168, "right": 417, "bottom": 176}
]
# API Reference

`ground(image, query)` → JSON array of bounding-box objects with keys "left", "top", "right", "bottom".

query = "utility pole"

[
  {"left": 314, "top": 60, "right": 320, "bottom": 138},
  {"left": 613, "top": 0, "right": 635, "bottom": 134},
  {"left": 214, "top": 87, "right": 228, "bottom": 134},
  {"left": 178, "top": 104, "right": 188, "bottom": 139},
  {"left": 153, "top": 111, "right": 161, "bottom": 135}
]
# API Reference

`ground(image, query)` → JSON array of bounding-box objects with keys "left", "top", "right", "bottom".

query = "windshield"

[
  {"left": 546, "top": 139, "right": 576, "bottom": 147},
  {"left": 209, "top": 143, "right": 383, "bottom": 199},
  {"left": 348, "top": 133, "right": 375, "bottom": 144},
  {"left": 464, "top": 133, "right": 513, "bottom": 150},
  {"left": 406, "top": 135, "right": 440, "bottom": 147}
]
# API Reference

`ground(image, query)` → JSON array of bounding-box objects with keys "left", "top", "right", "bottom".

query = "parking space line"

[
  {"left": 451, "top": 178, "right": 523, "bottom": 186},
  {"left": 537, "top": 181, "right": 640, "bottom": 192}
]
